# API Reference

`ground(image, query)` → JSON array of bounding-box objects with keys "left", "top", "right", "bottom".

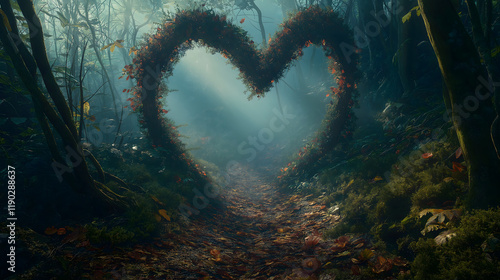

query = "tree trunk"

[
  {"left": 1, "top": 0, "right": 127, "bottom": 211},
  {"left": 397, "top": 0, "right": 418, "bottom": 96},
  {"left": 418, "top": 0, "right": 500, "bottom": 209}
]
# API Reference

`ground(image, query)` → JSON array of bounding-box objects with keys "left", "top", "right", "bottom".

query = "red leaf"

[
  {"left": 57, "top": 227, "right": 67, "bottom": 235},
  {"left": 455, "top": 147, "right": 462, "bottom": 159},
  {"left": 421, "top": 152, "right": 433, "bottom": 159},
  {"left": 240, "top": 18, "right": 245, "bottom": 24},
  {"left": 44, "top": 226, "right": 57, "bottom": 235},
  {"left": 452, "top": 162, "right": 465, "bottom": 172},
  {"left": 334, "top": 235, "right": 350, "bottom": 248}
]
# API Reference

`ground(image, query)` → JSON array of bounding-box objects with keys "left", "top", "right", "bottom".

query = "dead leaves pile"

[{"left": 38, "top": 166, "right": 409, "bottom": 279}]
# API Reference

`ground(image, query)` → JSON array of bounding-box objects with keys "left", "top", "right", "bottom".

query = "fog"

[{"left": 38, "top": 0, "right": 337, "bottom": 170}]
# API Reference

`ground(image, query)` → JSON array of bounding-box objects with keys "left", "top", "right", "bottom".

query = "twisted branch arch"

[{"left": 124, "top": 6, "right": 359, "bottom": 176}]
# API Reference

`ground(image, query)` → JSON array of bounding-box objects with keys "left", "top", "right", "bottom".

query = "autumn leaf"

[
  {"left": 455, "top": 147, "right": 463, "bottom": 159},
  {"left": 45, "top": 226, "right": 58, "bottom": 235},
  {"left": 372, "top": 256, "right": 393, "bottom": 273},
  {"left": 421, "top": 152, "right": 433, "bottom": 159},
  {"left": 158, "top": 209, "right": 171, "bottom": 221},
  {"left": 101, "top": 39, "right": 124, "bottom": 52},
  {"left": 210, "top": 248, "right": 220, "bottom": 257},
  {"left": 334, "top": 235, "right": 350, "bottom": 248},
  {"left": 154, "top": 214, "right": 161, "bottom": 222},
  {"left": 150, "top": 195, "right": 165, "bottom": 206},
  {"left": 83, "top": 102, "right": 90, "bottom": 115},
  {"left": 373, "top": 176, "right": 383, "bottom": 181},
  {"left": 345, "top": 179, "right": 354, "bottom": 189},
  {"left": 240, "top": 18, "right": 245, "bottom": 24},
  {"left": 57, "top": 227, "right": 67, "bottom": 235},
  {"left": 0, "top": 9, "right": 12, "bottom": 32},
  {"left": 402, "top": 6, "right": 420, "bottom": 23},
  {"left": 452, "top": 161, "right": 465, "bottom": 172},
  {"left": 210, "top": 248, "right": 222, "bottom": 262},
  {"left": 392, "top": 256, "right": 409, "bottom": 266},
  {"left": 129, "top": 46, "right": 138, "bottom": 56},
  {"left": 101, "top": 43, "right": 113, "bottom": 51},
  {"left": 358, "top": 248, "right": 374, "bottom": 261}
]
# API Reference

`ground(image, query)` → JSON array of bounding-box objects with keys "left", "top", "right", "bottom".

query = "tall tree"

[
  {"left": 418, "top": 0, "right": 500, "bottom": 209},
  {"left": 0, "top": 0, "right": 128, "bottom": 211}
]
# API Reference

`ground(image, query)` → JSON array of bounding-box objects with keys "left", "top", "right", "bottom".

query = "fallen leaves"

[
  {"left": 421, "top": 152, "right": 433, "bottom": 159},
  {"left": 37, "top": 167, "right": 411, "bottom": 279},
  {"left": 44, "top": 226, "right": 58, "bottom": 235},
  {"left": 372, "top": 255, "right": 393, "bottom": 274},
  {"left": 358, "top": 248, "right": 374, "bottom": 262},
  {"left": 452, "top": 161, "right": 466, "bottom": 172},
  {"left": 158, "top": 209, "right": 171, "bottom": 221},
  {"left": 210, "top": 248, "right": 222, "bottom": 262}
]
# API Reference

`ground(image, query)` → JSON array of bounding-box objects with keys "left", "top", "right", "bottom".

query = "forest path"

[
  {"left": 82, "top": 163, "right": 342, "bottom": 279},
  {"left": 144, "top": 164, "right": 339, "bottom": 279},
  {"left": 73, "top": 164, "right": 408, "bottom": 279}
]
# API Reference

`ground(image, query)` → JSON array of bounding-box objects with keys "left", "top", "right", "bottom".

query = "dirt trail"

[
  {"left": 53, "top": 163, "right": 412, "bottom": 280},
  {"left": 83, "top": 164, "right": 340, "bottom": 279}
]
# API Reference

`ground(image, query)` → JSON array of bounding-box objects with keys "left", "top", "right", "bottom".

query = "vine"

[{"left": 123, "top": 6, "right": 359, "bottom": 180}]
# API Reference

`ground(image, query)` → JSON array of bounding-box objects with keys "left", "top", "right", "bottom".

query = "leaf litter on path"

[{"left": 49, "top": 165, "right": 409, "bottom": 279}]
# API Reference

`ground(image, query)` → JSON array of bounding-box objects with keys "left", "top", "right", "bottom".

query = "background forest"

[{"left": 1, "top": 0, "right": 500, "bottom": 279}]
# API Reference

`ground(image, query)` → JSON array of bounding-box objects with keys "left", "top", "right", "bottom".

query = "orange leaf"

[
  {"left": 150, "top": 195, "right": 165, "bottom": 206},
  {"left": 210, "top": 249, "right": 220, "bottom": 257},
  {"left": 452, "top": 162, "right": 465, "bottom": 172},
  {"left": 45, "top": 226, "right": 57, "bottom": 235},
  {"left": 57, "top": 228, "right": 67, "bottom": 235},
  {"left": 158, "top": 209, "right": 171, "bottom": 221},
  {"left": 335, "top": 235, "right": 350, "bottom": 247},
  {"left": 421, "top": 152, "right": 433, "bottom": 159},
  {"left": 154, "top": 214, "right": 161, "bottom": 222},
  {"left": 240, "top": 18, "right": 245, "bottom": 24}
]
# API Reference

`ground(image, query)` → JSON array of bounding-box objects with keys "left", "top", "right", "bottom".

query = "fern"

[{"left": 419, "top": 208, "right": 462, "bottom": 236}]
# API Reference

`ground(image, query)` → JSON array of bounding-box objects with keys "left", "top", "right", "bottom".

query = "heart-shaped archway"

[{"left": 123, "top": 6, "right": 359, "bottom": 179}]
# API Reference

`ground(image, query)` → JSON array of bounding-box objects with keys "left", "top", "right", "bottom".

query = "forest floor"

[{"left": 22, "top": 164, "right": 410, "bottom": 280}]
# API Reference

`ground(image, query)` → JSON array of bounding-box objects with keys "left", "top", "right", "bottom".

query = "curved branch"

[
  {"left": 17, "top": 0, "right": 79, "bottom": 140},
  {"left": 124, "top": 6, "right": 359, "bottom": 181}
]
